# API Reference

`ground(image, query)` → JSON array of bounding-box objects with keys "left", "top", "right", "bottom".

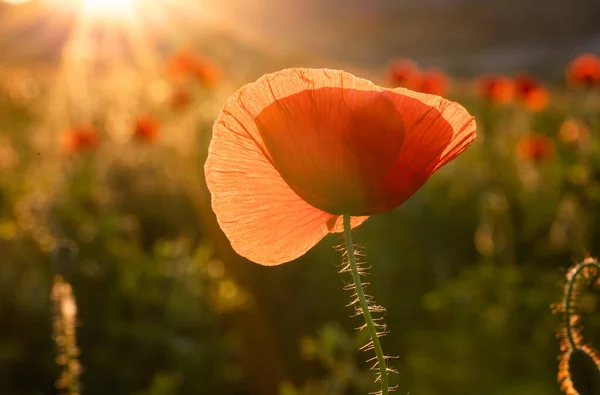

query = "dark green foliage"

[
  {"left": 0, "top": 57, "right": 599, "bottom": 395},
  {"left": 568, "top": 348, "right": 600, "bottom": 395}
]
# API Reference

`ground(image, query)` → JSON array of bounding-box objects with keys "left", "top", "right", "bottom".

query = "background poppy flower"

[
  {"left": 418, "top": 70, "right": 449, "bottom": 96},
  {"left": 514, "top": 74, "right": 549, "bottom": 111},
  {"left": 205, "top": 68, "right": 476, "bottom": 265},
  {"left": 171, "top": 88, "right": 191, "bottom": 110},
  {"left": 521, "top": 88, "right": 549, "bottom": 111},
  {"left": 516, "top": 134, "right": 555, "bottom": 163},
  {"left": 61, "top": 126, "right": 100, "bottom": 153},
  {"left": 166, "top": 49, "right": 221, "bottom": 88},
  {"left": 566, "top": 53, "right": 600, "bottom": 88},
  {"left": 479, "top": 75, "right": 515, "bottom": 105},
  {"left": 191, "top": 55, "right": 222, "bottom": 88},
  {"left": 386, "top": 59, "right": 421, "bottom": 90},
  {"left": 166, "top": 50, "right": 196, "bottom": 80},
  {"left": 133, "top": 115, "right": 160, "bottom": 142}
]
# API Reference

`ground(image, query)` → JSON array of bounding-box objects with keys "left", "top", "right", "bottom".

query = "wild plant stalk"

[
  {"left": 562, "top": 260, "right": 599, "bottom": 349},
  {"left": 51, "top": 275, "right": 81, "bottom": 395},
  {"left": 51, "top": 241, "right": 81, "bottom": 395},
  {"left": 558, "top": 258, "right": 600, "bottom": 395},
  {"left": 341, "top": 214, "right": 394, "bottom": 394}
]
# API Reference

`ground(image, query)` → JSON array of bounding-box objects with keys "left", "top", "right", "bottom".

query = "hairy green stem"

[
  {"left": 342, "top": 214, "right": 389, "bottom": 394},
  {"left": 563, "top": 260, "right": 600, "bottom": 349}
]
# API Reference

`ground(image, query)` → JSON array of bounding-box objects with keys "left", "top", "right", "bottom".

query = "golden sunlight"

[
  {"left": 80, "top": 0, "right": 135, "bottom": 17},
  {"left": 40, "top": 0, "right": 137, "bottom": 20},
  {"left": 2, "top": 0, "right": 32, "bottom": 4}
]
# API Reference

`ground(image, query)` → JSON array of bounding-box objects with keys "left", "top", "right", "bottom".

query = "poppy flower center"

[{"left": 255, "top": 87, "right": 405, "bottom": 215}]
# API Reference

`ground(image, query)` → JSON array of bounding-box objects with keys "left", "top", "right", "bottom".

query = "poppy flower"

[
  {"left": 566, "top": 53, "right": 600, "bottom": 88},
  {"left": 205, "top": 68, "right": 476, "bottom": 265},
  {"left": 386, "top": 59, "right": 421, "bottom": 90},
  {"left": 166, "top": 50, "right": 194, "bottom": 80},
  {"left": 418, "top": 70, "right": 449, "bottom": 96},
  {"left": 191, "top": 56, "right": 221, "bottom": 88},
  {"left": 166, "top": 49, "right": 221, "bottom": 88},
  {"left": 133, "top": 115, "right": 160, "bottom": 142},
  {"left": 515, "top": 134, "right": 555, "bottom": 163},
  {"left": 61, "top": 126, "right": 100, "bottom": 153},
  {"left": 478, "top": 75, "right": 515, "bottom": 105},
  {"left": 514, "top": 74, "right": 549, "bottom": 111},
  {"left": 171, "top": 88, "right": 191, "bottom": 110}
]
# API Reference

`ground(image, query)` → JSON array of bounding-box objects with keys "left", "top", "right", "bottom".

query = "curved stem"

[
  {"left": 342, "top": 214, "right": 389, "bottom": 394},
  {"left": 563, "top": 260, "right": 600, "bottom": 349}
]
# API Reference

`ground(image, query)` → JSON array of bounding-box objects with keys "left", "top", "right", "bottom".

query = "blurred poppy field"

[{"left": 1, "top": 1, "right": 600, "bottom": 395}]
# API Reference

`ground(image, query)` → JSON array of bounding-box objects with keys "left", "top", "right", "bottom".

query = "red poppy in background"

[
  {"left": 514, "top": 74, "right": 549, "bottom": 111},
  {"left": 205, "top": 68, "right": 476, "bottom": 265},
  {"left": 133, "top": 115, "right": 160, "bottom": 142},
  {"left": 387, "top": 59, "right": 421, "bottom": 90},
  {"left": 61, "top": 126, "right": 100, "bottom": 153},
  {"left": 171, "top": 89, "right": 191, "bottom": 110},
  {"left": 166, "top": 49, "right": 197, "bottom": 82},
  {"left": 166, "top": 49, "right": 221, "bottom": 88},
  {"left": 418, "top": 70, "right": 449, "bottom": 96},
  {"left": 516, "top": 134, "right": 555, "bottom": 163},
  {"left": 191, "top": 56, "right": 222, "bottom": 88},
  {"left": 566, "top": 53, "right": 600, "bottom": 88},
  {"left": 478, "top": 75, "right": 515, "bottom": 105}
]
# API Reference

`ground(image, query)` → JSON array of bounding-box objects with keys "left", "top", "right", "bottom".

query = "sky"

[{"left": 0, "top": 0, "right": 599, "bottom": 77}]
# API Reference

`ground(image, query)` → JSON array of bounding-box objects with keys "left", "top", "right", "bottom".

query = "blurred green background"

[{"left": 0, "top": 0, "right": 599, "bottom": 394}]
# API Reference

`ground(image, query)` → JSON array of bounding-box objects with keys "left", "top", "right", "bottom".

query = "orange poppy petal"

[
  {"left": 206, "top": 70, "right": 372, "bottom": 265},
  {"left": 206, "top": 68, "right": 475, "bottom": 265},
  {"left": 375, "top": 87, "right": 476, "bottom": 212},
  {"left": 255, "top": 86, "right": 406, "bottom": 214},
  {"left": 218, "top": 68, "right": 412, "bottom": 216},
  {"left": 205, "top": 126, "right": 333, "bottom": 265},
  {"left": 206, "top": 125, "right": 343, "bottom": 265},
  {"left": 328, "top": 215, "right": 370, "bottom": 233}
]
